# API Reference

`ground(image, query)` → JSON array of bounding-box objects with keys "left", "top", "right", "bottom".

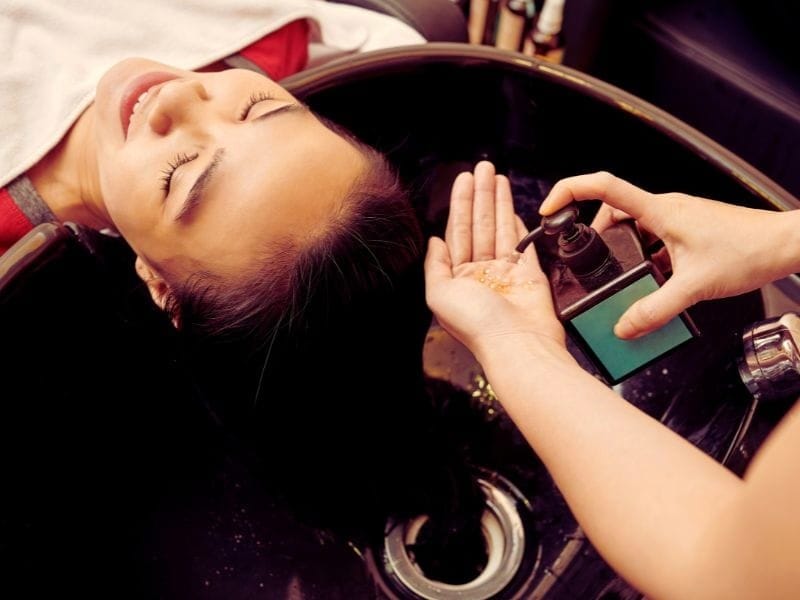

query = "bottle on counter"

[
  {"left": 481, "top": 0, "right": 501, "bottom": 45},
  {"left": 468, "top": 0, "right": 502, "bottom": 45},
  {"left": 494, "top": 0, "right": 531, "bottom": 52},
  {"left": 523, "top": 0, "right": 565, "bottom": 63},
  {"left": 468, "top": 0, "right": 491, "bottom": 44}
]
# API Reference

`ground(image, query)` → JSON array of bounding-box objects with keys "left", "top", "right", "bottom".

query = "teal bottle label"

[{"left": 570, "top": 274, "right": 694, "bottom": 382}]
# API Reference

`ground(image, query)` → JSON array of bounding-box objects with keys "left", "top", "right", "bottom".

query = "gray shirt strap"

[
  {"left": 6, "top": 176, "right": 57, "bottom": 226},
  {"left": 223, "top": 54, "right": 267, "bottom": 75}
]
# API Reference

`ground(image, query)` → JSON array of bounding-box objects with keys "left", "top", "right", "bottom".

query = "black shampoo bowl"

[
  {"left": 1, "top": 44, "right": 798, "bottom": 599},
  {"left": 283, "top": 43, "right": 800, "bottom": 599}
]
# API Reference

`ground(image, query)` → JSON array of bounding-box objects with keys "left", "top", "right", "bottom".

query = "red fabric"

[
  {"left": 0, "top": 187, "right": 34, "bottom": 255},
  {"left": 239, "top": 19, "right": 310, "bottom": 80}
]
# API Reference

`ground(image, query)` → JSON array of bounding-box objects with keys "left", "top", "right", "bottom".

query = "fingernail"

[{"left": 613, "top": 319, "right": 637, "bottom": 339}]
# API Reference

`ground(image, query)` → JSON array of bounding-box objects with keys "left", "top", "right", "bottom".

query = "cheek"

[{"left": 98, "top": 157, "right": 157, "bottom": 235}]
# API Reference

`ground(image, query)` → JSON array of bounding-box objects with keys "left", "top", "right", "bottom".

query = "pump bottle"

[
  {"left": 517, "top": 203, "right": 659, "bottom": 318},
  {"left": 516, "top": 203, "right": 698, "bottom": 383}
]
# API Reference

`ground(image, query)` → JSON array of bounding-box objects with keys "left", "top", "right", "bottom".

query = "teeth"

[{"left": 131, "top": 90, "right": 149, "bottom": 116}]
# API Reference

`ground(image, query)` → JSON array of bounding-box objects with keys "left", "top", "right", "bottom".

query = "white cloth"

[{"left": 0, "top": 0, "right": 424, "bottom": 188}]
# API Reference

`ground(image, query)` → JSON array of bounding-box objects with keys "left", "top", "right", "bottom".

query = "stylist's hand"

[
  {"left": 541, "top": 172, "right": 791, "bottom": 339},
  {"left": 425, "top": 161, "right": 566, "bottom": 360}
]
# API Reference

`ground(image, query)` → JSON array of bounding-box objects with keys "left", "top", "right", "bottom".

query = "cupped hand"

[
  {"left": 540, "top": 171, "right": 790, "bottom": 338},
  {"left": 424, "top": 161, "right": 566, "bottom": 359}
]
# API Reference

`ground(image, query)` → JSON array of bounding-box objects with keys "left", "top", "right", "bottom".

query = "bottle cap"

[{"left": 536, "top": 0, "right": 565, "bottom": 36}]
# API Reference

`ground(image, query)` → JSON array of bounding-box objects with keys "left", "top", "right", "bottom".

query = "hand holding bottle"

[
  {"left": 425, "top": 161, "right": 568, "bottom": 362},
  {"left": 427, "top": 167, "right": 800, "bottom": 600},
  {"left": 540, "top": 172, "right": 800, "bottom": 339}
]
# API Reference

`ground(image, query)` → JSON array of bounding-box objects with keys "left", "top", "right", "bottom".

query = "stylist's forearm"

[
  {"left": 780, "top": 209, "right": 800, "bottom": 276},
  {"left": 474, "top": 335, "right": 742, "bottom": 599}
]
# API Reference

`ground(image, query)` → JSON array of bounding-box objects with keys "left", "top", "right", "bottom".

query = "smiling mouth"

[{"left": 119, "top": 71, "right": 178, "bottom": 138}]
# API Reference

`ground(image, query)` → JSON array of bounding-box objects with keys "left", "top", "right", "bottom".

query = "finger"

[
  {"left": 614, "top": 277, "right": 693, "bottom": 339},
  {"left": 472, "top": 161, "right": 497, "bottom": 261},
  {"left": 590, "top": 203, "right": 633, "bottom": 233},
  {"left": 495, "top": 174, "right": 518, "bottom": 256},
  {"left": 540, "top": 172, "right": 654, "bottom": 225},
  {"left": 445, "top": 171, "right": 474, "bottom": 266},
  {"left": 424, "top": 237, "right": 454, "bottom": 294}
]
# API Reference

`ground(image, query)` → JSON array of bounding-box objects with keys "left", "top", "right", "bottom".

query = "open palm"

[{"left": 424, "top": 162, "right": 565, "bottom": 357}]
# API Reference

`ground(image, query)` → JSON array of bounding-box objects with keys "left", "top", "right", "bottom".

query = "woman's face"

[{"left": 93, "top": 58, "right": 365, "bottom": 286}]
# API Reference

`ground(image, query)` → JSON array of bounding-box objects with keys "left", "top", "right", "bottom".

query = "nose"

[{"left": 148, "top": 79, "right": 210, "bottom": 135}]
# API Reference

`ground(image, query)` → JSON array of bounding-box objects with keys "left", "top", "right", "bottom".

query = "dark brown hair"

[
  {"left": 166, "top": 140, "right": 423, "bottom": 351},
  {"left": 162, "top": 131, "right": 479, "bottom": 538}
]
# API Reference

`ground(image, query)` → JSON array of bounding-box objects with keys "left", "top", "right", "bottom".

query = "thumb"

[
  {"left": 424, "top": 236, "right": 454, "bottom": 287},
  {"left": 614, "top": 277, "right": 692, "bottom": 339}
]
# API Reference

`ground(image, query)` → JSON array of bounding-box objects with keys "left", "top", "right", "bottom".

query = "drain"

[
  {"left": 367, "top": 473, "right": 540, "bottom": 600},
  {"left": 408, "top": 510, "right": 488, "bottom": 584}
]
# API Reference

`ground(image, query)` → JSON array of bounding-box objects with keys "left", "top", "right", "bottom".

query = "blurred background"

[{"left": 458, "top": 0, "right": 800, "bottom": 199}]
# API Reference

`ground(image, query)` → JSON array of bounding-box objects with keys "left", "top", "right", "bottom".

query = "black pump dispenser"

[{"left": 541, "top": 205, "right": 623, "bottom": 287}]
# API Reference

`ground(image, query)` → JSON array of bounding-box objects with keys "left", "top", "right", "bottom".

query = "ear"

[{"left": 134, "top": 256, "right": 175, "bottom": 317}]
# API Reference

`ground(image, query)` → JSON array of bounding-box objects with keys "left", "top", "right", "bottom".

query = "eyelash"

[
  {"left": 157, "top": 90, "right": 272, "bottom": 194},
  {"left": 160, "top": 152, "right": 199, "bottom": 194},
  {"left": 239, "top": 91, "right": 273, "bottom": 120}
]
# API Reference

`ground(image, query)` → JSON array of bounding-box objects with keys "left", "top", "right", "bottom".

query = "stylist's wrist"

[
  {"left": 471, "top": 329, "right": 573, "bottom": 372},
  {"left": 782, "top": 209, "right": 800, "bottom": 275}
]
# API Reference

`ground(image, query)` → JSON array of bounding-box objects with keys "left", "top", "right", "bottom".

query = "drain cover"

[{"left": 367, "top": 472, "right": 540, "bottom": 600}]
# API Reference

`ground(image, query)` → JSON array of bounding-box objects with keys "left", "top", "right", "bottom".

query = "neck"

[{"left": 26, "top": 104, "right": 111, "bottom": 230}]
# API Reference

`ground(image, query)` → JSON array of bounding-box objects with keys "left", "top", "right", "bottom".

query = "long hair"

[{"left": 165, "top": 134, "right": 482, "bottom": 539}]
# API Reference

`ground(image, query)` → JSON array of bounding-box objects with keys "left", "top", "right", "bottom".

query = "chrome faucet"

[{"left": 739, "top": 312, "right": 800, "bottom": 401}]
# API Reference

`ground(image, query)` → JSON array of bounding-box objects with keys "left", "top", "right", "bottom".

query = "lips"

[{"left": 119, "top": 71, "right": 178, "bottom": 138}]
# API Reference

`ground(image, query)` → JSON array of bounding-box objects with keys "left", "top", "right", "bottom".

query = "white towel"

[{"left": 0, "top": 0, "right": 424, "bottom": 189}]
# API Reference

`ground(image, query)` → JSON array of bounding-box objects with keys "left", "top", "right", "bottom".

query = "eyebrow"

[
  {"left": 174, "top": 103, "right": 307, "bottom": 223},
  {"left": 252, "top": 101, "right": 306, "bottom": 123}
]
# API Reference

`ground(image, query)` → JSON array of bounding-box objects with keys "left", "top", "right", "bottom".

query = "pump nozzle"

[
  {"left": 515, "top": 204, "right": 580, "bottom": 253},
  {"left": 516, "top": 203, "right": 619, "bottom": 282}
]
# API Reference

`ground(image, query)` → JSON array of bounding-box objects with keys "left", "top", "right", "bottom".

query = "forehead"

[{"left": 167, "top": 110, "right": 367, "bottom": 277}]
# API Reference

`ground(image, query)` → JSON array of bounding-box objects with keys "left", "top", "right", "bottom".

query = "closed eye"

[
  {"left": 160, "top": 152, "right": 199, "bottom": 195},
  {"left": 239, "top": 91, "right": 274, "bottom": 120}
]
